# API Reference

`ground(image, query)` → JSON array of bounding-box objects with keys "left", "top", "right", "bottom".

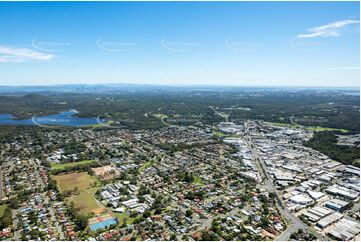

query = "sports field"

[
  {"left": 266, "top": 121, "right": 348, "bottom": 133},
  {"left": 50, "top": 160, "right": 96, "bottom": 171},
  {"left": 53, "top": 172, "right": 103, "bottom": 215}
]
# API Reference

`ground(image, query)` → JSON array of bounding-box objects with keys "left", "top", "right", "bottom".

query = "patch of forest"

[{"left": 305, "top": 131, "right": 360, "bottom": 166}]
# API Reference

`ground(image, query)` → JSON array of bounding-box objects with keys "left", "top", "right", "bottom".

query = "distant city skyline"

[{"left": 0, "top": 1, "right": 359, "bottom": 87}]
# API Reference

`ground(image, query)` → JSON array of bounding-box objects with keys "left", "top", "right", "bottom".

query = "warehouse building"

[
  {"left": 328, "top": 218, "right": 360, "bottom": 241},
  {"left": 325, "top": 185, "right": 359, "bottom": 200},
  {"left": 289, "top": 194, "right": 313, "bottom": 205},
  {"left": 324, "top": 199, "right": 350, "bottom": 212},
  {"left": 307, "top": 190, "right": 326, "bottom": 201},
  {"left": 302, "top": 206, "right": 333, "bottom": 222},
  {"left": 317, "top": 212, "right": 343, "bottom": 228},
  {"left": 344, "top": 165, "right": 360, "bottom": 176}
]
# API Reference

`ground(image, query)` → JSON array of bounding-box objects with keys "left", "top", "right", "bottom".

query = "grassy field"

[
  {"left": 212, "top": 131, "right": 240, "bottom": 138},
  {"left": 0, "top": 204, "right": 8, "bottom": 217},
  {"left": 139, "top": 155, "right": 161, "bottom": 172},
  {"left": 51, "top": 160, "right": 96, "bottom": 171},
  {"left": 53, "top": 172, "right": 103, "bottom": 215},
  {"left": 212, "top": 131, "right": 228, "bottom": 137},
  {"left": 266, "top": 122, "right": 348, "bottom": 133},
  {"left": 0, "top": 204, "right": 12, "bottom": 228},
  {"left": 193, "top": 175, "right": 204, "bottom": 186},
  {"left": 84, "top": 120, "right": 113, "bottom": 128},
  {"left": 114, "top": 212, "right": 142, "bottom": 225},
  {"left": 154, "top": 113, "right": 168, "bottom": 118},
  {"left": 139, "top": 161, "right": 152, "bottom": 172},
  {"left": 306, "top": 126, "right": 348, "bottom": 133}
]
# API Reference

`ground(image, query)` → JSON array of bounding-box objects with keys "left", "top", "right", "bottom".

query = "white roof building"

[
  {"left": 289, "top": 194, "right": 313, "bottom": 205},
  {"left": 307, "top": 190, "right": 326, "bottom": 201}
]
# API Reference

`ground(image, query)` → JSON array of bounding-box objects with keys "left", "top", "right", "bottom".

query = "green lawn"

[
  {"left": 193, "top": 175, "right": 204, "bottom": 186},
  {"left": 139, "top": 161, "right": 152, "bottom": 172},
  {"left": 114, "top": 212, "right": 141, "bottom": 225},
  {"left": 0, "top": 204, "right": 8, "bottom": 217},
  {"left": 50, "top": 160, "right": 96, "bottom": 171}
]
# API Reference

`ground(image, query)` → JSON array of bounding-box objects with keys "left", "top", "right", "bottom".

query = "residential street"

[
  {"left": 45, "top": 195, "right": 65, "bottom": 240},
  {"left": 12, "top": 209, "right": 20, "bottom": 241}
]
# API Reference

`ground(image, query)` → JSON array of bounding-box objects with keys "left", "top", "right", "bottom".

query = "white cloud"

[
  {"left": 0, "top": 45, "right": 54, "bottom": 63},
  {"left": 297, "top": 19, "right": 359, "bottom": 39}
]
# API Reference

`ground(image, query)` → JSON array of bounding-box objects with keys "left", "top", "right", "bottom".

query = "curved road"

[{"left": 290, "top": 114, "right": 300, "bottom": 126}]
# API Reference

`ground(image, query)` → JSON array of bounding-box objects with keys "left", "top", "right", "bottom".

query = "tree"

[
  {"left": 201, "top": 231, "right": 219, "bottom": 241},
  {"left": 8, "top": 198, "right": 19, "bottom": 209},
  {"left": 75, "top": 214, "right": 89, "bottom": 230},
  {"left": 143, "top": 210, "right": 151, "bottom": 218},
  {"left": 260, "top": 216, "right": 269, "bottom": 228},
  {"left": 186, "top": 209, "right": 193, "bottom": 218}
]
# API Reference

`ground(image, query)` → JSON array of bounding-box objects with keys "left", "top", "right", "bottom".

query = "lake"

[{"left": 0, "top": 109, "right": 100, "bottom": 127}]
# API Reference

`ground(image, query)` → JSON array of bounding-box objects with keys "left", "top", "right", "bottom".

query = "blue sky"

[{"left": 0, "top": 1, "right": 359, "bottom": 87}]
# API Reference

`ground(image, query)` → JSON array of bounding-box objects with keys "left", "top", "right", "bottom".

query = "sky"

[{"left": 0, "top": 1, "right": 359, "bottom": 87}]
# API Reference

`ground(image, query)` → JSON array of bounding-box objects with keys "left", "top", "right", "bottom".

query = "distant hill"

[{"left": 0, "top": 83, "right": 359, "bottom": 95}]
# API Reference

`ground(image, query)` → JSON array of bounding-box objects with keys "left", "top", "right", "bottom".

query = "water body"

[{"left": 0, "top": 109, "right": 100, "bottom": 127}]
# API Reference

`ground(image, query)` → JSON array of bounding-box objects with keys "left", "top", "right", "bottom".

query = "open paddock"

[{"left": 53, "top": 172, "right": 104, "bottom": 215}]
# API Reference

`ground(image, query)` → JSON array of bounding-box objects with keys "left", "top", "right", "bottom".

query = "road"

[
  {"left": 12, "top": 209, "right": 20, "bottom": 240},
  {"left": 244, "top": 120, "right": 330, "bottom": 241},
  {"left": 290, "top": 114, "right": 302, "bottom": 127},
  {"left": 45, "top": 195, "right": 65, "bottom": 240},
  {"left": 160, "top": 116, "right": 175, "bottom": 127},
  {"left": 210, "top": 106, "right": 230, "bottom": 122},
  {"left": 243, "top": 120, "right": 306, "bottom": 241},
  {"left": 0, "top": 169, "right": 3, "bottom": 200},
  {"left": 0, "top": 150, "right": 4, "bottom": 199}
]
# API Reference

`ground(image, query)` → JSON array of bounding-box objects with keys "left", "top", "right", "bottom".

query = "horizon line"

[{"left": 0, "top": 82, "right": 359, "bottom": 89}]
